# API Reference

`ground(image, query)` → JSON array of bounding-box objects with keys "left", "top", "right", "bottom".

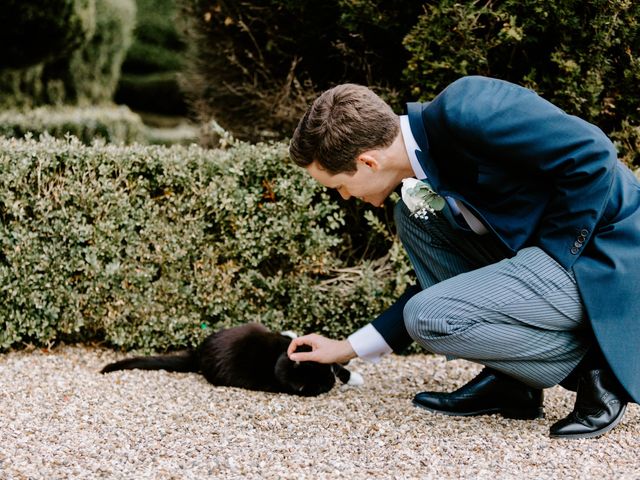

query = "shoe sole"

[
  {"left": 549, "top": 404, "right": 627, "bottom": 439},
  {"left": 412, "top": 399, "right": 545, "bottom": 420}
]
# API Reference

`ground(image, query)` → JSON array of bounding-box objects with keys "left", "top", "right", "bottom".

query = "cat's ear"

[
  {"left": 332, "top": 364, "right": 364, "bottom": 386},
  {"left": 280, "top": 330, "right": 298, "bottom": 339}
]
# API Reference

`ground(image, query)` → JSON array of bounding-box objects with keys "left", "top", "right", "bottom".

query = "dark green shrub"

[
  {"left": 0, "top": 0, "right": 96, "bottom": 69},
  {"left": 403, "top": 0, "right": 640, "bottom": 168},
  {"left": 611, "top": 121, "right": 640, "bottom": 169},
  {"left": 0, "top": 0, "right": 135, "bottom": 108},
  {"left": 177, "top": 0, "right": 425, "bottom": 141},
  {"left": 116, "top": 72, "right": 187, "bottom": 115},
  {"left": 0, "top": 137, "right": 411, "bottom": 352},
  {"left": 178, "top": 0, "right": 640, "bottom": 171},
  {"left": 0, "top": 66, "right": 47, "bottom": 110},
  {"left": 62, "top": 0, "right": 137, "bottom": 104},
  {"left": 115, "top": 0, "right": 188, "bottom": 114},
  {"left": 0, "top": 106, "right": 146, "bottom": 145},
  {"left": 122, "top": 0, "right": 185, "bottom": 74}
]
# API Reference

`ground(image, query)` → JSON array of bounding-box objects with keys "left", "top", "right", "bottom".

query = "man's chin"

[{"left": 368, "top": 192, "right": 392, "bottom": 207}]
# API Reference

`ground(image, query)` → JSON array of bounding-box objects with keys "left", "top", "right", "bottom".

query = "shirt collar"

[{"left": 400, "top": 115, "right": 427, "bottom": 180}]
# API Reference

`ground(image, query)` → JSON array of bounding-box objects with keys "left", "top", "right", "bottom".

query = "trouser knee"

[
  {"left": 403, "top": 290, "right": 475, "bottom": 356},
  {"left": 403, "top": 293, "right": 457, "bottom": 355}
]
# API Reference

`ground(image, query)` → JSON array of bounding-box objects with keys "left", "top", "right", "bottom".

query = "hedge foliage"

[
  {"left": 178, "top": 0, "right": 640, "bottom": 170},
  {"left": 0, "top": 0, "right": 136, "bottom": 109},
  {"left": 0, "top": 106, "right": 146, "bottom": 145},
  {"left": 0, "top": 136, "right": 411, "bottom": 352}
]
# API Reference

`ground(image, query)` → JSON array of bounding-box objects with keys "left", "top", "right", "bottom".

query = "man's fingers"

[
  {"left": 287, "top": 337, "right": 302, "bottom": 356},
  {"left": 287, "top": 335, "right": 316, "bottom": 358},
  {"left": 288, "top": 351, "right": 318, "bottom": 362}
]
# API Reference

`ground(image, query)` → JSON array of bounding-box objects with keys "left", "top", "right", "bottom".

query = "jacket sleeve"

[
  {"left": 370, "top": 283, "right": 421, "bottom": 353},
  {"left": 434, "top": 76, "right": 617, "bottom": 270}
]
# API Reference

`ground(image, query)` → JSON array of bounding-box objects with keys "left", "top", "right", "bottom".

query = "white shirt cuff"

[{"left": 348, "top": 324, "right": 393, "bottom": 363}]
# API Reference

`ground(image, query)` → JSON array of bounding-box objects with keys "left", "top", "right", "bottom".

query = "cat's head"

[{"left": 274, "top": 345, "right": 361, "bottom": 397}]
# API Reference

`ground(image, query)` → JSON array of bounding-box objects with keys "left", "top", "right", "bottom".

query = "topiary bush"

[
  {"left": 53, "top": 0, "right": 137, "bottom": 105},
  {"left": 0, "top": 65, "right": 48, "bottom": 111},
  {"left": 0, "top": 136, "right": 411, "bottom": 352},
  {"left": 0, "top": 106, "right": 146, "bottom": 145},
  {"left": 122, "top": 0, "right": 185, "bottom": 74},
  {"left": 115, "top": 0, "right": 188, "bottom": 115},
  {"left": 0, "top": 0, "right": 136, "bottom": 109},
  {"left": 0, "top": 0, "right": 96, "bottom": 69}
]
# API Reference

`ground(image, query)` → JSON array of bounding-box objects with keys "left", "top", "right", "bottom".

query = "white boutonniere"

[{"left": 401, "top": 178, "right": 445, "bottom": 219}]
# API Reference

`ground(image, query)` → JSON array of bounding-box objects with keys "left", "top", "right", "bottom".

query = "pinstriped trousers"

[{"left": 396, "top": 201, "right": 590, "bottom": 389}]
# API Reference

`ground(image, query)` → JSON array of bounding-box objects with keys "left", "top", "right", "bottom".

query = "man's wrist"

[{"left": 340, "top": 339, "right": 357, "bottom": 363}]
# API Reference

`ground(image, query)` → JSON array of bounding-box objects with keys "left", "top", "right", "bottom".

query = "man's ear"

[{"left": 356, "top": 152, "right": 380, "bottom": 171}]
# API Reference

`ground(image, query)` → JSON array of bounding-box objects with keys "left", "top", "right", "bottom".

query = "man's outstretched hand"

[{"left": 287, "top": 333, "right": 357, "bottom": 364}]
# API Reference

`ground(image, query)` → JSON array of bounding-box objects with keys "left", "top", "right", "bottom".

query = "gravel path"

[{"left": 1, "top": 346, "right": 638, "bottom": 479}]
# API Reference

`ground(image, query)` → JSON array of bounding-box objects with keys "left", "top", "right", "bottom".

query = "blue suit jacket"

[{"left": 372, "top": 76, "right": 640, "bottom": 402}]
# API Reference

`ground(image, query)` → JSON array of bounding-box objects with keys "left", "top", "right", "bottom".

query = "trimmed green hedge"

[
  {"left": 0, "top": 106, "right": 146, "bottom": 145},
  {"left": 0, "top": 137, "right": 411, "bottom": 352}
]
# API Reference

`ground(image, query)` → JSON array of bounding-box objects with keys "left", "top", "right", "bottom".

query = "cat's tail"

[{"left": 100, "top": 350, "right": 198, "bottom": 374}]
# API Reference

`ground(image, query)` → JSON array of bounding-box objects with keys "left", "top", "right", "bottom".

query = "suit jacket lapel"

[{"left": 407, "top": 102, "right": 441, "bottom": 190}]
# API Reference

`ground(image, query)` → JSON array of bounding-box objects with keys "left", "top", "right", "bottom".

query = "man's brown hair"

[{"left": 289, "top": 84, "right": 399, "bottom": 174}]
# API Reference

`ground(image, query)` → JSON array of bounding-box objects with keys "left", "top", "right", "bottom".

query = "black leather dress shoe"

[
  {"left": 550, "top": 369, "right": 628, "bottom": 439},
  {"left": 413, "top": 367, "right": 544, "bottom": 419}
]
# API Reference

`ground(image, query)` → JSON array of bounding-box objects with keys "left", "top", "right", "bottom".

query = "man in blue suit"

[{"left": 287, "top": 76, "right": 639, "bottom": 439}]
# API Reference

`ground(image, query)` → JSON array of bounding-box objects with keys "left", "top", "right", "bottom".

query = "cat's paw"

[{"left": 347, "top": 371, "right": 364, "bottom": 386}]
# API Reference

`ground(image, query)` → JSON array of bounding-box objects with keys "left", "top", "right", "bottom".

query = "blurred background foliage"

[
  {"left": 1, "top": 0, "right": 135, "bottom": 108},
  {"left": 1, "top": 0, "right": 97, "bottom": 71},
  {"left": 1, "top": 0, "right": 638, "bottom": 166},
  {"left": 178, "top": 0, "right": 640, "bottom": 168},
  {"left": 114, "top": 0, "right": 188, "bottom": 116},
  {"left": 0, "top": 0, "right": 195, "bottom": 145},
  {"left": 0, "top": 1, "right": 638, "bottom": 351}
]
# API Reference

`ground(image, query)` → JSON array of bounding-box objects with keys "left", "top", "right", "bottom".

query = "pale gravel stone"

[{"left": 0, "top": 345, "right": 638, "bottom": 479}]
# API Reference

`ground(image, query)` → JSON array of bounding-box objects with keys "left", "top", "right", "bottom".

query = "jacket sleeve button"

[
  {"left": 580, "top": 229, "right": 589, "bottom": 236},
  {"left": 574, "top": 241, "right": 582, "bottom": 248},
  {"left": 570, "top": 247, "right": 579, "bottom": 255}
]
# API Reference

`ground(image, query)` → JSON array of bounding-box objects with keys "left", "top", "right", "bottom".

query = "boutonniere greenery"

[{"left": 401, "top": 178, "right": 445, "bottom": 219}]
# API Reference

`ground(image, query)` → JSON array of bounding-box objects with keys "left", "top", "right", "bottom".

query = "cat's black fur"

[{"left": 101, "top": 323, "right": 356, "bottom": 396}]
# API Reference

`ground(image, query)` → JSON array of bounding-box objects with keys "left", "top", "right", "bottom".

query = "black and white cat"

[{"left": 101, "top": 323, "right": 363, "bottom": 396}]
